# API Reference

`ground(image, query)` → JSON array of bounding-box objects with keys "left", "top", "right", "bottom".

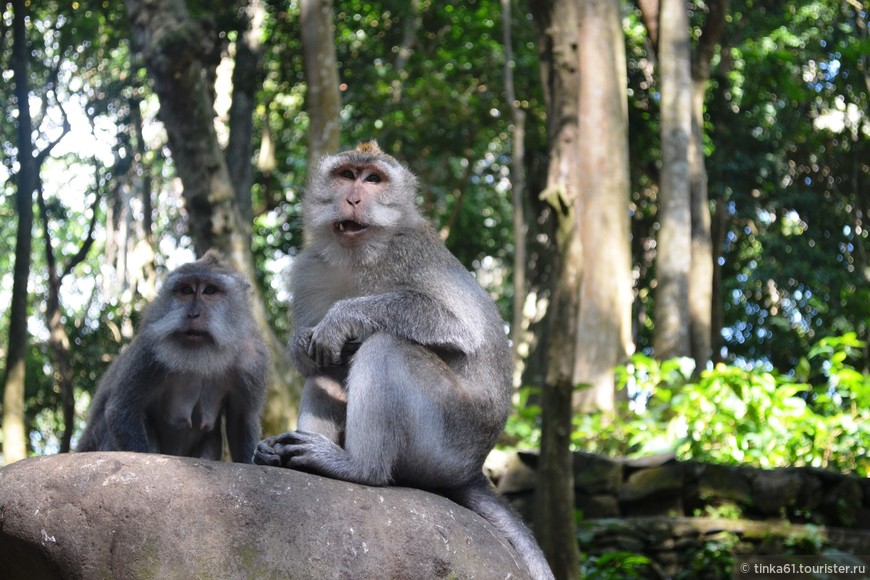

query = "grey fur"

[
  {"left": 255, "top": 144, "right": 554, "bottom": 579},
  {"left": 78, "top": 250, "right": 268, "bottom": 463}
]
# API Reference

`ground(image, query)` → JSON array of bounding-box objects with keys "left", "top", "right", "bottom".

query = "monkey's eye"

[
  {"left": 180, "top": 285, "right": 196, "bottom": 295},
  {"left": 339, "top": 169, "right": 355, "bottom": 180},
  {"left": 203, "top": 285, "right": 220, "bottom": 296},
  {"left": 365, "top": 173, "right": 382, "bottom": 184}
]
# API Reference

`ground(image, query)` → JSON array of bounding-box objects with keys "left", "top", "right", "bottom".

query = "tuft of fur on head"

[
  {"left": 170, "top": 249, "right": 250, "bottom": 289},
  {"left": 355, "top": 140, "right": 383, "bottom": 155}
]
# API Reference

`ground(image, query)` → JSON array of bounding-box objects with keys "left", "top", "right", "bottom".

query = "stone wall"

[{"left": 494, "top": 451, "right": 870, "bottom": 575}]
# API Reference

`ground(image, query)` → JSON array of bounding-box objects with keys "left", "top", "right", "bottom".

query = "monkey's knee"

[
  {"left": 350, "top": 333, "right": 454, "bottom": 393},
  {"left": 351, "top": 333, "right": 419, "bottom": 371}
]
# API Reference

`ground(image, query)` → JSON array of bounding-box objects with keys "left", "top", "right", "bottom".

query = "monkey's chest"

[
  {"left": 297, "top": 261, "right": 361, "bottom": 324},
  {"left": 154, "top": 375, "right": 229, "bottom": 432}
]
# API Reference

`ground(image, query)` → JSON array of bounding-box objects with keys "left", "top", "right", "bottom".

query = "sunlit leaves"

[
  {"left": 711, "top": 0, "right": 870, "bottom": 368},
  {"left": 507, "top": 336, "right": 870, "bottom": 476}
]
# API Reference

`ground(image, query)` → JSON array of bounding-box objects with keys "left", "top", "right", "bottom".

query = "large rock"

[{"left": 0, "top": 453, "right": 530, "bottom": 580}]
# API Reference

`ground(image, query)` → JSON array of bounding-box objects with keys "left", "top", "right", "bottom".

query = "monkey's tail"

[{"left": 445, "top": 473, "right": 555, "bottom": 580}]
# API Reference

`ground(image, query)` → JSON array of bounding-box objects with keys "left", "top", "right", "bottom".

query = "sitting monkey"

[
  {"left": 78, "top": 250, "right": 268, "bottom": 463},
  {"left": 256, "top": 142, "right": 553, "bottom": 579}
]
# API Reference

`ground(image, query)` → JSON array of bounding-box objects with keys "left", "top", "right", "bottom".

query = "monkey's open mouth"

[{"left": 334, "top": 220, "right": 368, "bottom": 234}]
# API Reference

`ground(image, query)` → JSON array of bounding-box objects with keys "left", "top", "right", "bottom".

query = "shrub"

[{"left": 504, "top": 334, "right": 870, "bottom": 476}]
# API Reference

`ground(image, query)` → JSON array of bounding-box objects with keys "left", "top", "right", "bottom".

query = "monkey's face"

[
  {"left": 168, "top": 278, "right": 226, "bottom": 346},
  {"left": 304, "top": 148, "right": 423, "bottom": 265},
  {"left": 328, "top": 163, "right": 399, "bottom": 245},
  {"left": 146, "top": 271, "right": 248, "bottom": 375}
]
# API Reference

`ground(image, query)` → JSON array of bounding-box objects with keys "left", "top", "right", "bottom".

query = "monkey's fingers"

[
  {"left": 253, "top": 440, "right": 283, "bottom": 467},
  {"left": 309, "top": 342, "right": 341, "bottom": 369},
  {"left": 271, "top": 431, "right": 329, "bottom": 457},
  {"left": 270, "top": 431, "right": 305, "bottom": 445}
]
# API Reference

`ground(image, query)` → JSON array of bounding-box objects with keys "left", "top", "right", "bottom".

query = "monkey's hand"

[
  {"left": 309, "top": 305, "right": 371, "bottom": 368},
  {"left": 291, "top": 326, "right": 362, "bottom": 375}
]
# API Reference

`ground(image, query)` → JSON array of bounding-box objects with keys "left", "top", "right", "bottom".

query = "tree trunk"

[
  {"left": 688, "top": 76, "right": 714, "bottom": 371},
  {"left": 301, "top": 0, "right": 341, "bottom": 167},
  {"left": 518, "top": 190, "right": 558, "bottom": 390},
  {"left": 226, "top": 0, "right": 266, "bottom": 226},
  {"left": 124, "top": 0, "right": 241, "bottom": 258},
  {"left": 124, "top": 0, "right": 300, "bottom": 436},
  {"left": 689, "top": 0, "right": 729, "bottom": 371},
  {"left": 37, "top": 183, "right": 96, "bottom": 454},
  {"left": 501, "top": 0, "right": 528, "bottom": 375},
  {"left": 711, "top": 198, "right": 728, "bottom": 363},
  {"left": 652, "top": 0, "right": 693, "bottom": 360},
  {"left": 2, "top": 0, "right": 37, "bottom": 465},
  {"left": 572, "top": 0, "right": 633, "bottom": 413},
  {"left": 530, "top": 1, "right": 582, "bottom": 576},
  {"left": 390, "top": 0, "right": 422, "bottom": 104},
  {"left": 129, "top": 70, "right": 158, "bottom": 300}
]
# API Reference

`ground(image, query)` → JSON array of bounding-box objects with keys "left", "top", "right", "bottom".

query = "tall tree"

[
  {"left": 530, "top": 1, "right": 582, "bottom": 576},
  {"left": 37, "top": 166, "right": 96, "bottom": 453},
  {"left": 638, "top": 0, "right": 729, "bottom": 370},
  {"left": 573, "top": 0, "right": 633, "bottom": 413},
  {"left": 501, "top": 0, "right": 528, "bottom": 371},
  {"left": 300, "top": 0, "right": 341, "bottom": 166},
  {"left": 2, "top": 0, "right": 37, "bottom": 464},
  {"left": 226, "top": 0, "right": 267, "bottom": 227},
  {"left": 651, "top": 0, "right": 693, "bottom": 360},
  {"left": 124, "top": 0, "right": 300, "bottom": 434},
  {"left": 688, "top": 0, "right": 728, "bottom": 369}
]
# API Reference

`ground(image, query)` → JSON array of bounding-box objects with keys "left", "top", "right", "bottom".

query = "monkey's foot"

[
  {"left": 253, "top": 431, "right": 339, "bottom": 471},
  {"left": 253, "top": 435, "right": 284, "bottom": 467}
]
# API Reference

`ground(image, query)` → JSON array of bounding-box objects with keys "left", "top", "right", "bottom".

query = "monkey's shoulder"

[
  {"left": 386, "top": 224, "right": 466, "bottom": 271},
  {"left": 100, "top": 336, "right": 159, "bottom": 379},
  {"left": 389, "top": 227, "right": 509, "bottom": 363},
  {"left": 386, "top": 225, "right": 500, "bottom": 311}
]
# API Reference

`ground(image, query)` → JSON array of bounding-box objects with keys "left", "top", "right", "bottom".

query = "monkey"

[
  {"left": 254, "top": 142, "right": 554, "bottom": 579},
  {"left": 77, "top": 250, "right": 268, "bottom": 463}
]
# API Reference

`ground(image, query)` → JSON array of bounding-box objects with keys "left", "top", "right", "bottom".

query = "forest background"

[{"left": 1, "top": 0, "right": 868, "bottom": 575}]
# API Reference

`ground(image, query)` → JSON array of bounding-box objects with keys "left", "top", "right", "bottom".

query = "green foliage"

[
  {"left": 579, "top": 551, "right": 655, "bottom": 580},
  {"left": 710, "top": 0, "right": 870, "bottom": 370},
  {"left": 677, "top": 532, "right": 738, "bottom": 580},
  {"left": 506, "top": 335, "right": 870, "bottom": 477},
  {"left": 502, "top": 385, "right": 543, "bottom": 448},
  {"left": 694, "top": 503, "right": 743, "bottom": 520}
]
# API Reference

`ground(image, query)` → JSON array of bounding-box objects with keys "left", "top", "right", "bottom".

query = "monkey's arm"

[
  {"left": 225, "top": 345, "right": 269, "bottom": 463},
  {"left": 103, "top": 347, "right": 166, "bottom": 453},
  {"left": 308, "top": 289, "right": 481, "bottom": 368},
  {"left": 225, "top": 395, "right": 263, "bottom": 463}
]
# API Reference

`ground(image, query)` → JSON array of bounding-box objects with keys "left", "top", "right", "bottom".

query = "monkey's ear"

[{"left": 355, "top": 140, "right": 383, "bottom": 155}]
